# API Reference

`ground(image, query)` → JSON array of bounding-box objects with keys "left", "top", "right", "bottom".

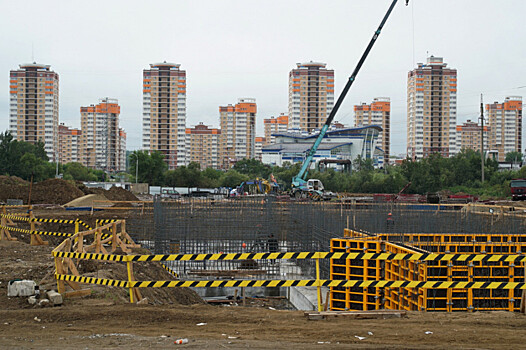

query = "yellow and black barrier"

[
  {"left": 54, "top": 274, "right": 526, "bottom": 290},
  {"left": 159, "top": 263, "right": 178, "bottom": 278},
  {"left": 0, "top": 225, "right": 73, "bottom": 238},
  {"left": 52, "top": 250, "right": 526, "bottom": 263},
  {"left": 0, "top": 214, "right": 92, "bottom": 230},
  {"left": 95, "top": 219, "right": 118, "bottom": 225}
]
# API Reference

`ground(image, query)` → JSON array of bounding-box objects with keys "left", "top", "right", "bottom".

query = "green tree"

[
  {"left": 63, "top": 162, "right": 98, "bottom": 181},
  {"left": 220, "top": 169, "right": 249, "bottom": 188},
  {"left": 0, "top": 131, "right": 52, "bottom": 181},
  {"left": 505, "top": 151, "right": 523, "bottom": 163},
  {"left": 233, "top": 158, "right": 271, "bottom": 178},
  {"left": 129, "top": 150, "right": 167, "bottom": 185}
]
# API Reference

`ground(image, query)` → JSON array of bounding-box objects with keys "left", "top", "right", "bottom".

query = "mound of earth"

[
  {"left": 78, "top": 184, "right": 138, "bottom": 202},
  {"left": 105, "top": 186, "right": 138, "bottom": 201},
  {"left": 0, "top": 240, "right": 203, "bottom": 309},
  {"left": 0, "top": 177, "right": 85, "bottom": 205}
]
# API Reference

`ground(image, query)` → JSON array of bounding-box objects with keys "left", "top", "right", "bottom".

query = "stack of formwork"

[{"left": 330, "top": 229, "right": 525, "bottom": 312}]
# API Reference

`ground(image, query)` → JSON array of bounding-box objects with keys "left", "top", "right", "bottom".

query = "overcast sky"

[{"left": 2, "top": 0, "right": 525, "bottom": 155}]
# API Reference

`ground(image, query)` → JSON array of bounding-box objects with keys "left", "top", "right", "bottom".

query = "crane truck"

[{"left": 290, "top": 0, "right": 408, "bottom": 200}]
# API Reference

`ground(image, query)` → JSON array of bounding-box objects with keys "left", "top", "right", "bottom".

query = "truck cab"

[{"left": 510, "top": 179, "right": 526, "bottom": 200}]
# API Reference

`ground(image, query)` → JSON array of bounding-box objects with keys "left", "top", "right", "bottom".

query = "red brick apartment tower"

[
  {"left": 219, "top": 98, "right": 257, "bottom": 169},
  {"left": 9, "top": 63, "right": 59, "bottom": 161},
  {"left": 407, "top": 56, "right": 457, "bottom": 159},
  {"left": 142, "top": 62, "right": 187, "bottom": 169},
  {"left": 486, "top": 97, "right": 522, "bottom": 162},
  {"left": 354, "top": 97, "right": 391, "bottom": 162},
  {"left": 288, "top": 62, "right": 334, "bottom": 132}
]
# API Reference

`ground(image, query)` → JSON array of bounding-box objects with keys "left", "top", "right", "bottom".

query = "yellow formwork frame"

[{"left": 331, "top": 235, "right": 526, "bottom": 312}]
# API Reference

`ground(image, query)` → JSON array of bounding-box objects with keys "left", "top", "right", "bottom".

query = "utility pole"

[
  {"left": 135, "top": 155, "right": 139, "bottom": 184},
  {"left": 480, "top": 94, "right": 485, "bottom": 183}
]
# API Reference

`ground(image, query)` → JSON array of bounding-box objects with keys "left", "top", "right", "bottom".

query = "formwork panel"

[{"left": 330, "top": 234, "right": 525, "bottom": 312}]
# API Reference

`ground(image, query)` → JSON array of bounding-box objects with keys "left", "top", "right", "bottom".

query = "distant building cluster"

[{"left": 8, "top": 56, "right": 523, "bottom": 173}]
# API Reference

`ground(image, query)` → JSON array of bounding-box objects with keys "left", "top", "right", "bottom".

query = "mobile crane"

[{"left": 291, "top": 0, "right": 409, "bottom": 200}]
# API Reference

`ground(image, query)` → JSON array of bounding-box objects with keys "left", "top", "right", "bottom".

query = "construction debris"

[
  {"left": 7, "top": 280, "right": 36, "bottom": 297},
  {"left": 46, "top": 290, "right": 63, "bottom": 306}
]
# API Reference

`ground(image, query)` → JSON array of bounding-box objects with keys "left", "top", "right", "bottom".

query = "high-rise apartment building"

[
  {"left": 486, "top": 96, "right": 522, "bottom": 162},
  {"left": 456, "top": 120, "right": 489, "bottom": 153},
  {"left": 80, "top": 98, "right": 124, "bottom": 173},
  {"left": 119, "top": 128, "right": 127, "bottom": 173},
  {"left": 288, "top": 62, "right": 334, "bottom": 132},
  {"left": 142, "top": 62, "right": 186, "bottom": 170},
  {"left": 9, "top": 63, "right": 59, "bottom": 160},
  {"left": 407, "top": 56, "right": 457, "bottom": 159},
  {"left": 354, "top": 97, "right": 391, "bottom": 162},
  {"left": 219, "top": 98, "right": 257, "bottom": 169},
  {"left": 263, "top": 114, "right": 288, "bottom": 145},
  {"left": 58, "top": 123, "right": 81, "bottom": 164},
  {"left": 255, "top": 137, "right": 266, "bottom": 161},
  {"left": 185, "top": 123, "right": 221, "bottom": 169}
]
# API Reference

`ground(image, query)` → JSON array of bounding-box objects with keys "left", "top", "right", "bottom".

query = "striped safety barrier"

[
  {"left": 54, "top": 274, "right": 526, "bottom": 290},
  {"left": 52, "top": 251, "right": 526, "bottom": 263}
]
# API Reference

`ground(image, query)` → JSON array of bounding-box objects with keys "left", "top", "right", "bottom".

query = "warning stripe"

[
  {"left": 53, "top": 251, "right": 125, "bottom": 261},
  {"left": 54, "top": 274, "right": 526, "bottom": 289},
  {"left": 0, "top": 225, "right": 73, "bottom": 237},
  {"left": 96, "top": 219, "right": 118, "bottom": 225},
  {"left": 0, "top": 214, "right": 92, "bottom": 230},
  {"left": 1, "top": 214, "right": 31, "bottom": 222},
  {"left": 51, "top": 251, "right": 526, "bottom": 263},
  {"left": 159, "top": 263, "right": 179, "bottom": 278}
]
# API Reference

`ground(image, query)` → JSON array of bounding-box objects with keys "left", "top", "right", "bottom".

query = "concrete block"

[
  {"left": 7, "top": 280, "right": 36, "bottom": 297},
  {"left": 39, "top": 299, "right": 50, "bottom": 307},
  {"left": 46, "top": 290, "right": 63, "bottom": 306},
  {"left": 28, "top": 296, "right": 37, "bottom": 305}
]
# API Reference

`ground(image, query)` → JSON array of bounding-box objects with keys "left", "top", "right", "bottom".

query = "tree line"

[{"left": 1, "top": 131, "right": 524, "bottom": 199}]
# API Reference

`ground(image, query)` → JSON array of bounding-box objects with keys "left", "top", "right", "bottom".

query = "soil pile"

[
  {"left": 0, "top": 177, "right": 85, "bottom": 205},
  {"left": 32, "top": 179, "right": 85, "bottom": 204},
  {"left": 0, "top": 240, "right": 203, "bottom": 309},
  {"left": 79, "top": 184, "right": 138, "bottom": 202},
  {"left": 105, "top": 186, "right": 138, "bottom": 201}
]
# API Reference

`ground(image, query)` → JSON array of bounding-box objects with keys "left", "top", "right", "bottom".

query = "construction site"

[{"left": 0, "top": 182, "right": 525, "bottom": 348}]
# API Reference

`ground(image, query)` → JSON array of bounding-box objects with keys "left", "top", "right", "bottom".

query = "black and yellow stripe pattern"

[
  {"left": 0, "top": 214, "right": 92, "bottom": 230},
  {"left": 0, "top": 225, "right": 73, "bottom": 237},
  {"left": 54, "top": 274, "right": 526, "bottom": 289},
  {"left": 51, "top": 251, "right": 526, "bottom": 263}
]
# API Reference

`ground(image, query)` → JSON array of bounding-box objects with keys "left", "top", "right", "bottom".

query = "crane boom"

[{"left": 292, "top": 0, "right": 405, "bottom": 192}]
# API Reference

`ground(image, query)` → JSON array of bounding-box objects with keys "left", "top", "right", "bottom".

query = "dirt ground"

[{"left": 0, "top": 304, "right": 525, "bottom": 349}]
